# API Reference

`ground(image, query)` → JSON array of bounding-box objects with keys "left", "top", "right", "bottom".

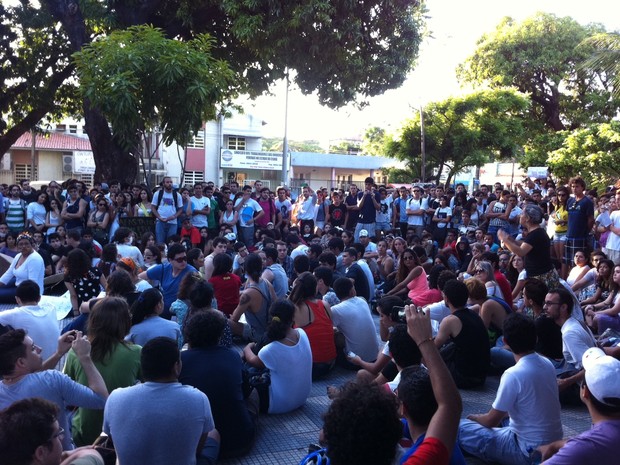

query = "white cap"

[
  {"left": 359, "top": 229, "right": 369, "bottom": 237},
  {"left": 582, "top": 347, "right": 620, "bottom": 405},
  {"left": 224, "top": 232, "right": 236, "bottom": 241}
]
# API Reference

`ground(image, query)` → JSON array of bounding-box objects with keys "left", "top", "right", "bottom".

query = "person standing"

[
  {"left": 234, "top": 186, "right": 264, "bottom": 247},
  {"left": 565, "top": 177, "right": 595, "bottom": 275},
  {"left": 152, "top": 177, "right": 183, "bottom": 244},
  {"left": 405, "top": 186, "right": 428, "bottom": 238},
  {"left": 296, "top": 184, "right": 318, "bottom": 234}
]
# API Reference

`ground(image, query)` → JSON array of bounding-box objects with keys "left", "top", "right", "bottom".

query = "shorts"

[
  {"left": 375, "top": 222, "right": 391, "bottom": 232},
  {"left": 315, "top": 221, "right": 325, "bottom": 230},
  {"left": 553, "top": 232, "right": 567, "bottom": 243}
]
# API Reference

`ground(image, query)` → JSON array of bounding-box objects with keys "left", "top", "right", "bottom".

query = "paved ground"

[{"left": 39, "top": 304, "right": 592, "bottom": 465}]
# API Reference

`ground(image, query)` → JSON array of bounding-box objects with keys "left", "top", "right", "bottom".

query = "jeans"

[
  {"left": 458, "top": 420, "right": 534, "bottom": 465},
  {"left": 239, "top": 226, "right": 255, "bottom": 247},
  {"left": 156, "top": 220, "right": 178, "bottom": 244}
]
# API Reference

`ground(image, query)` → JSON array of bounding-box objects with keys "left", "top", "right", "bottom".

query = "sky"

[{"left": 238, "top": 0, "right": 620, "bottom": 146}]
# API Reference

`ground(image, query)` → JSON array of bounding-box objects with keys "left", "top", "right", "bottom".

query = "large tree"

[
  {"left": 457, "top": 13, "right": 617, "bottom": 134},
  {"left": 385, "top": 89, "right": 530, "bottom": 185},
  {"left": 2, "top": 0, "right": 426, "bottom": 183}
]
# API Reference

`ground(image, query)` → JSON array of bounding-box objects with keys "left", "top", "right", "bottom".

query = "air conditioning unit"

[{"left": 62, "top": 154, "right": 74, "bottom": 174}]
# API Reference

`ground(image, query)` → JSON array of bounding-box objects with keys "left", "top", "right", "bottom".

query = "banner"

[
  {"left": 220, "top": 149, "right": 282, "bottom": 170},
  {"left": 119, "top": 217, "right": 156, "bottom": 239}
]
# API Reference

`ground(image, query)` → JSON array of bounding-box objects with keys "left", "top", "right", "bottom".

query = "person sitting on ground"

[
  {"left": 290, "top": 272, "right": 336, "bottom": 379},
  {"left": 242, "top": 300, "right": 312, "bottom": 414},
  {"left": 464, "top": 277, "right": 511, "bottom": 346},
  {"left": 313, "top": 266, "right": 340, "bottom": 307},
  {"left": 63, "top": 297, "right": 142, "bottom": 446},
  {"left": 537, "top": 347, "right": 620, "bottom": 465},
  {"left": 350, "top": 295, "right": 403, "bottom": 385},
  {"left": 115, "top": 256, "right": 152, "bottom": 292},
  {"left": 183, "top": 281, "right": 233, "bottom": 349},
  {"left": 229, "top": 253, "right": 276, "bottom": 342},
  {"left": 330, "top": 277, "right": 379, "bottom": 368},
  {"left": 180, "top": 311, "right": 256, "bottom": 459},
  {"left": 321, "top": 305, "right": 462, "bottom": 465},
  {"left": 138, "top": 243, "right": 197, "bottom": 319},
  {"left": 126, "top": 288, "right": 181, "bottom": 347},
  {"left": 386, "top": 247, "right": 428, "bottom": 304},
  {"left": 458, "top": 313, "right": 563, "bottom": 465},
  {"left": 0, "top": 279, "right": 60, "bottom": 360},
  {"left": 433, "top": 279, "right": 490, "bottom": 389},
  {"left": 398, "top": 365, "right": 467, "bottom": 465},
  {"left": 0, "top": 329, "right": 108, "bottom": 451},
  {"left": 260, "top": 246, "right": 289, "bottom": 299},
  {"left": 103, "top": 337, "right": 220, "bottom": 465},
  {"left": 169, "top": 271, "right": 202, "bottom": 332},
  {"left": 383, "top": 323, "right": 422, "bottom": 393},
  {"left": 341, "top": 247, "right": 372, "bottom": 303},
  {"left": 203, "top": 237, "right": 228, "bottom": 280},
  {"left": 207, "top": 253, "right": 241, "bottom": 316},
  {"left": 0, "top": 397, "right": 104, "bottom": 465}
]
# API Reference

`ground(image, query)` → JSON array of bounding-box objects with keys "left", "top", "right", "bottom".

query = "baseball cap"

[
  {"left": 118, "top": 257, "right": 136, "bottom": 271},
  {"left": 359, "top": 229, "right": 369, "bottom": 237},
  {"left": 225, "top": 232, "right": 236, "bottom": 241},
  {"left": 582, "top": 347, "right": 620, "bottom": 406}
]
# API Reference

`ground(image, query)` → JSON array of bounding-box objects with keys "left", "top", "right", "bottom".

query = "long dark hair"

[
  {"left": 87, "top": 297, "right": 131, "bottom": 363},
  {"left": 245, "top": 253, "right": 263, "bottom": 283},
  {"left": 129, "top": 288, "right": 163, "bottom": 326},
  {"left": 266, "top": 300, "right": 295, "bottom": 341},
  {"left": 65, "top": 248, "right": 91, "bottom": 279},
  {"left": 289, "top": 272, "right": 317, "bottom": 305},
  {"left": 397, "top": 248, "right": 420, "bottom": 284}
]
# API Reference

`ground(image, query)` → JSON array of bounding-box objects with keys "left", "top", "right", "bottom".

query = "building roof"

[
  {"left": 291, "top": 151, "right": 404, "bottom": 169},
  {"left": 12, "top": 132, "right": 91, "bottom": 151}
]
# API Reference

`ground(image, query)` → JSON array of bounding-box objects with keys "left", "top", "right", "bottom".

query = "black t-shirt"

[
  {"left": 345, "top": 263, "right": 371, "bottom": 302},
  {"left": 179, "top": 346, "right": 255, "bottom": 458},
  {"left": 358, "top": 191, "right": 381, "bottom": 223},
  {"left": 452, "top": 308, "right": 490, "bottom": 380},
  {"left": 344, "top": 194, "right": 360, "bottom": 230},
  {"left": 523, "top": 227, "right": 553, "bottom": 276},
  {"left": 328, "top": 204, "right": 347, "bottom": 227}
]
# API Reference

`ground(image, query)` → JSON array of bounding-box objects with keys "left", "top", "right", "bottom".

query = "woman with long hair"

[
  {"left": 473, "top": 260, "right": 505, "bottom": 301},
  {"left": 289, "top": 272, "right": 336, "bottom": 379},
  {"left": 220, "top": 199, "right": 238, "bottom": 236},
  {"left": 63, "top": 297, "right": 141, "bottom": 446},
  {"left": 134, "top": 188, "right": 154, "bottom": 217},
  {"left": 465, "top": 277, "right": 511, "bottom": 346},
  {"left": 580, "top": 259, "right": 614, "bottom": 306},
  {"left": 242, "top": 299, "right": 312, "bottom": 414},
  {"left": 97, "top": 243, "right": 118, "bottom": 278},
  {"left": 566, "top": 250, "right": 591, "bottom": 287},
  {"left": 585, "top": 265, "right": 620, "bottom": 334},
  {"left": 61, "top": 183, "right": 87, "bottom": 233},
  {"left": 140, "top": 231, "right": 156, "bottom": 253},
  {"left": 506, "top": 254, "right": 526, "bottom": 310},
  {"left": 170, "top": 271, "right": 203, "bottom": 335},
  {"left": 109, "top": 192, "right": 132, "bottom": 239},
  {"left": 184, "top": 280, "right": 233, "bottom": 348},
  {"left": 116, "top": 257, "right": 151, "bottom": 292},
  {"left": 87, "top": 196, "right": 111, "bottom": 244},
  {"left": 127, "top": 288, "right": 180, "bottom": 346},
  {"left": 65, "top": 248, "right": 107, "bottom": 318},
  {"left": 550, "top": 186, "right": 570, "bottom": 278},
  {"left": 44, "top": 197, "right": 64, "bottom": 237},
  {"left": 0, "top": 231, "right": 19, "bottom": 257},
  {"left": 386, "top": 248, "right": 428, "bottom": 303},
  {"left": 187, "top": 247, "right": 205, "bottom": 276},
  {"left": 26, "top": 191, "right": 48, "bottom": 234}
]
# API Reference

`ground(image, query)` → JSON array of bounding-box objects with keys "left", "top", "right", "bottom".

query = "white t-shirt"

[
  {"left": 330, "top": 296, "right": 380, "bottom": 362},
  {"left": 26, "top": 202, "right": 47, "bottom": 225},
  {"left": 406, "top": 197, "right": 428, "bottom": 226},
  {"left": 0, "top": 305, "right": 60, "bottom": 360},
  {"left": 434, "top": 206, "right": 452, "bottom": 228},
  {"left": 376, "top": 198, "right": 392, "bottom": 223},
  {"left": 116, "top": 244, "right": 145, "bottom": 269},
  {"left": 493, "top": 353, "right": 563, "bottom": 445},
  {"left": 605, "top": 210, "right": 620, "bottom": 251},
  {"left": 258, "top": 328, "right": 312, "bottom": 414},
  {"left": 152, "top": 190, "right": 183, "bottom": 224},
  {"left": 275, "top": 199, "right": 292, "bottom": 222},
  {"left": 234, "top": 198, "right": 262, "bottom": 228},
  {"left": 190, "top": 196, "right": 211, "bottom": 228},
  {"left": 561, "top": 317, "right": 596, "bottom": 370}
]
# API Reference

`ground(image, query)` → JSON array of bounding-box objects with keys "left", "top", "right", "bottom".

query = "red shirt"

[
  {"left": 180, "top": 226, "right": 201, "bottom": 247},
  {"left": 208, "top": 273, "right": 242, "bottom": 316},
  {"left": 494, "top": 270, "right": 514, "bottom": 308},
  {"left": 403, "top": 437, "right": 449, "bottom": 465}
]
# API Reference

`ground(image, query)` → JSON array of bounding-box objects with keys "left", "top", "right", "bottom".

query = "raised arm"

[{"left": 405, "top": 306, "right": 462, "bottom": 455}]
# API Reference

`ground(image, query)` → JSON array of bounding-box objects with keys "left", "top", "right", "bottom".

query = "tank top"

[
  {"left": 65, "top": 198, "right": 83, "bottom": 230},
  {"left": 245, "top": 279, "right": 272, "bottom": 341},
  {"left": 298, "top": 300, "right": 336, "bottom": 363},
  {"left": 407, "top": 269, "right": 430, "bottom": 303}
]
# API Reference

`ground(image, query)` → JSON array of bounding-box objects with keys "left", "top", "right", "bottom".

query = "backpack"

[{"left": 154, "top": 189, "right": 179, "bottom": 209}]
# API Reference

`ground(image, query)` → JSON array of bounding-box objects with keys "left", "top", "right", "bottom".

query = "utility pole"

[
  {"left": 281, "top": 71, "right": 290, "bottom": 186},
  {"left": 420, "top": 106, "right": 426, "bottom": 182}
]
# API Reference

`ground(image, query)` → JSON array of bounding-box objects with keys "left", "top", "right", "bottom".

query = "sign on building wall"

[
  {"left": 220, "top": 149, "right": 282, "bottom": 171},
  {"left": 73, "top": 151, "right": 96, "bottom": 174}
]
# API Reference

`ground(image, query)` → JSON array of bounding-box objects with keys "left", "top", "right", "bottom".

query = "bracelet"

[{"left": 417, "top": 337, "right": 434, "bottom": 348}]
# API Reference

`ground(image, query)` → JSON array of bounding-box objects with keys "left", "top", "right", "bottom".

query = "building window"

[
  {"left": 69, "top": 124, "right": 78, "bottom": 134},
  {"left": 228, "top": 136, "right": 246, "bottom": 150},
  {"left": 14, "top": 164, "right": 37, "bottom": 181},
  {"left": 187, "top": 130, "right": 205, "bottom": 149},
  {"left": 55, "top": 124, "right": 66, "bottom": 132},
  {"left": 182, "top": 171, "right": 204, "bottom": 186},
  {"left": 74, "top": 173, "right": 94, "bottom": 187}
]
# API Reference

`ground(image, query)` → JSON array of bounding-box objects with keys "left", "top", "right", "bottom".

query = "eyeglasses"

[
  {"left": 98, "top": 203, "right": 107, "bottom": 207},
  {"left": 50, "top": 427, "right": 65, "bottom": 442},
  {"left": 173, "top": 256, "right": 187, "bottom": 263}
]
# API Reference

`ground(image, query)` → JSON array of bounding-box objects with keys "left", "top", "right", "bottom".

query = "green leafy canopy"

[{"left": 74, "top": 25, "right": 238, "bottom": 150}]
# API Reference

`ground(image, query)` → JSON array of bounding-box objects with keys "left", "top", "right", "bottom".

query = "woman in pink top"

[{"left": 386, "top": 248, "right": 428, "bottom": 302}]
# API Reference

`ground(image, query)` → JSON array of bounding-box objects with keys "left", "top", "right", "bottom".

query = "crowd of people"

[{"left": 0, "top": 173, "right": 619, "bottom": 465}]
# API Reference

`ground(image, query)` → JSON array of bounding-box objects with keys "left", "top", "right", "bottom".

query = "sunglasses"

[
  {"left": 403, "top": 256, "right": 415, "bottom": 261},
  {"left": 173, "top": 256, "right": 187, "bottom": 263},
  {"left": 474, "top": 269, "right": 485, "bottom": 274}
]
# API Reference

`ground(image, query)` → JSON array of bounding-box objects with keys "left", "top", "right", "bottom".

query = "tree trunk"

[
  {"left": 83, "top": 100, "right": 138, "bottom": 184},
  {"left": 44, "top": 0, "right": 139, "bottom": 183}
]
